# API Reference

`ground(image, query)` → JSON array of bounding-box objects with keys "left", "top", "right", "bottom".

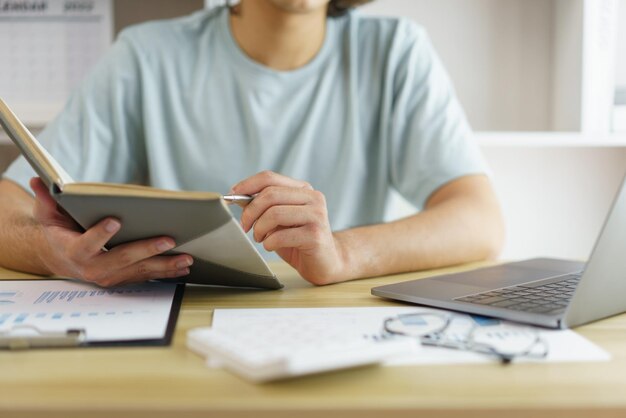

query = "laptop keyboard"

[{"left": 454, "top": 273, "right": 582, "bottom": 315}]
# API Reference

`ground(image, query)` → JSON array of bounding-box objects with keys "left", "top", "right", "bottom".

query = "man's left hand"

[{"left": 230, "top": 171, "right": 347, "bottom": 285}]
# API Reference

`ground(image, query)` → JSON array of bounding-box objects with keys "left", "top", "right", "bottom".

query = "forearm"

[
  {"left": 334, "top": 177, "right": 505, "bottom": 281},
  {"left": 0, "top": 196, "right": 53, "bottom": 275}
]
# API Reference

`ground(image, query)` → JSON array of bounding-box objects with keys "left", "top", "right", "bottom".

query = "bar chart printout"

[{"left": 0, "top": 280, "right": 179, "bottom": 342}]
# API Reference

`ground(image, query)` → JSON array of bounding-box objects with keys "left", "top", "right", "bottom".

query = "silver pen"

[{"left": 222, "top": 194, "right": 256, "bottom": 206}]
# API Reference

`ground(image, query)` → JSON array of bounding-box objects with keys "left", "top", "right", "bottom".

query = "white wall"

[
  {"left": 616, "top": 0, "right": 626, "bottom": 88},
  {"left": 484, "top": 146, "right": 626, "bottom": 260},
  {"left": 551, "top": 0, "right": 583, "bottom": 131},
  {"left": 361, "top": 0, "right": 554, "bottom": 131}
]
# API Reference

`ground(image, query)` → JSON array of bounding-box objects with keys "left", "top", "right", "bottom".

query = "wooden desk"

[{"left": 1, "top": 262, "right": 625, "bottom": 418}]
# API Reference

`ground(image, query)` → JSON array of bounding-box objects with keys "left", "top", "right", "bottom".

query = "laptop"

[{"left": 372, "top": 173, "right": 626, "bottom": 329}]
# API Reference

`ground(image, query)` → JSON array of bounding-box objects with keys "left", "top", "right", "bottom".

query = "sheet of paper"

[
  {"left": 212, "top": 307, "right": 610, "bottom": 365},
  {"left": 0, "top": 280, "right": 178, "bottom": 342},
  {"left": 0, "top": 0, "right": 113, "bottom": 125}
]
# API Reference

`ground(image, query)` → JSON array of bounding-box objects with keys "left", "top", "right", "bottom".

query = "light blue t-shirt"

[{"left": 3, "top": 7, "right": 487, "bottom": 258}]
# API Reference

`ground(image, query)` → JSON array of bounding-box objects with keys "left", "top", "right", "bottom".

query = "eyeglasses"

[{"left": 382, "top": 312, "right": 549, "bottom": 364}]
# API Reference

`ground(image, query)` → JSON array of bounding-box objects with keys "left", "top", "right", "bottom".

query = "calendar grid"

[{"left": 0, "top": 0, "right": 113, "bottom": 125}]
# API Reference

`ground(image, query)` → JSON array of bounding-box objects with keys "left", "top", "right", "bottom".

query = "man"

[{"left": 0, "top": 0, "right": 504, "bottom": 286}]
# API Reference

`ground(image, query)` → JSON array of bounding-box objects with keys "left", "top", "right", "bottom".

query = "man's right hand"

[{"left": 30, "top": 177, "right": 193, "bottom": 287}]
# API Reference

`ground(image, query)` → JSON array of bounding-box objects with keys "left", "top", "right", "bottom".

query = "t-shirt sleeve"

[
  {"left": 2, "top": 31, "right": 147, "bottom": 194},
  {"left": 387, "top": 22, "right": 488, "bottom": 210}
]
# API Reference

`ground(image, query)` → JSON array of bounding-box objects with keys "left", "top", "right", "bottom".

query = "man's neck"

[{"left": 229, "top": 0, "right": 327, "bottom": 71}]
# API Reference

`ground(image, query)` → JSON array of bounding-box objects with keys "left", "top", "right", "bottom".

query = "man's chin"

[{"left": 268, "top": 0, "right": 330, "bottom": 14}]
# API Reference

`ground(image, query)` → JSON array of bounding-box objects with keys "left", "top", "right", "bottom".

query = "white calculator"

[{"left": 187, "top": 325, "right": 417, "bottom": 383}]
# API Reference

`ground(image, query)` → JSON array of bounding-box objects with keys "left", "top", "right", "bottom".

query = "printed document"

[
  {"left": 0, "top": 280, "right": 178, "bottom": 342},
  {"left": 211, "top": 307, "right": 610, "bottom": 365}
]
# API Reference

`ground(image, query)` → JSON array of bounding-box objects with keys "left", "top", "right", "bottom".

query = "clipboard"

[{"left": 0, "top": 279, "right": 184, "bottom": 350}]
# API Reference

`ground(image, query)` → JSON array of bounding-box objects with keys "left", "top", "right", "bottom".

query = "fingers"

[
  {"left": 261, "top": 224, "right": 325, "bottom": 253},
  {"left": 77, "top": 234, "right": 193, "bottom": 286},
  {"left": 230, "top": 170, "right": 313, "bottom": 196},
  {"left": 240, "top": 186, "right": 318, "bottom": 232},
  {"left": 82, "top": 254, "right": 193, "bottom": 287},
  {"left": 76, "top": 217, "right": 123, "bottom": 257},
  {"left": 116, "top": 255, "right": 192, "bottom": 285},
  {"left": 101, "top": 237, "right": 191, "bottom": 272},
  {"left": 251, "top": 205, "right": 320, "bottom": 243}
]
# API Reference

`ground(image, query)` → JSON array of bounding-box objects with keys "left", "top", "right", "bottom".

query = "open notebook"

[{"left": 0, "top": 98, "right": 282, "bottom": 290}]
